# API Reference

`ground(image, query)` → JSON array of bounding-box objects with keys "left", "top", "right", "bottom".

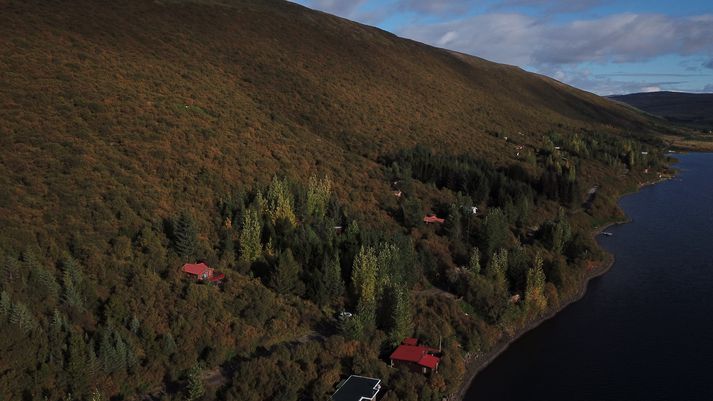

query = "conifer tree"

[
  {"left": 239, "top": 209, "right": 262, "bottom": 265},
  {"left": 61, "top": 256, "right": 84, "bottom": 308},
  {"left": 351, "top": 246, "right": 378, "bottom": 330},
  {"left": 1, "top": 256, "right": 19, "bottom": 284},
  {"left": 10, "top": 301, "right": 35, "bottom": 333},
  {"left": 525, "top": 254, "right": 547, "bottom": 312},
  {"left": 89, "top": 389, "right": 103, "bottom": 401},
  {"left": 219, "top": 225, "right": 236, "bottom": 268},
  {"left": 184, "top": 364, "right": 205, "bottom": 401},
  {"left": 322, "top": 254, "right": 344, "bottom": 303},
  {"left": 0, "top": 290, "right": 10, "bottom": 319},
  {"left": 389, "top": 285, "right": 412, "bottom": 344},
  {"left": 174, "top": 212, "right": 198, "bottom": 260},
  {"left": 468, "top": 247, "right": 481, "bottom": 275},
  {"left": 267, "top": 176, "right": 297, "bottom": 225},
  {"left": 269, "top": 249, "right": 302, "bottom": 296},
  {"left": 164, "top": 332, "right": 177, "bottom": 356},
  {"left": 482, "top": 208, "right": 508, "bottom": 256},
  {"left": 129, "top": 315, "right": 140, "bottom": 335},
  {"left": 306, "top": 174, "right": 332, "bottom": 219},
  {"left": 67, "top": 331, "right": 89, "bottom": 394}
]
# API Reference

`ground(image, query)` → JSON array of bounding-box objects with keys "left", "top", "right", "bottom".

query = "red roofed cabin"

[
  {"left": 423, "top": 214, "right": 445, "bottom": 224},
  {"left": 181, "top": 262, "right": 225, "bottom": 284},
  {"left": 390, "top": 338, "right": 441, "bottom": 374}
]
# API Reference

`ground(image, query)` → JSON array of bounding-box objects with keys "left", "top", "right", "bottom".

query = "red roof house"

[
  {"left": 181, "top": 262, "right": 225, "bottom": 284},
  {"left": 423, "top": 214, "right": 445, "bottom": 224},
  {"left": 389, "top": 338, "right": 441, "bottom": 374}
]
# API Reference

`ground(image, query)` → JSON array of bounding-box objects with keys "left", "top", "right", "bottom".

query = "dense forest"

[
  {"left": 0, "top": 0, "right": 677, "bottom": 400},
  {"left": 0, "top": 137, "right": 669, "bottom": 401}
]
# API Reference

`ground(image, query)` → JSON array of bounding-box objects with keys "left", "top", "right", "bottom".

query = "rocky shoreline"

[
  {"left": 452, "top": 173, "right": 676, "bottom": 400},
  {"left": 452, "top": 219, "right": 623, "bottom": 400}
]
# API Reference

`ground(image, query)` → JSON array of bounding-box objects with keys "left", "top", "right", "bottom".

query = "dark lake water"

[{"left": 464, "top": 153, "right": 713, "bottom": 401}]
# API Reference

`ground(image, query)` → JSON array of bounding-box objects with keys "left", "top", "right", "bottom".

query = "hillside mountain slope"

[
  {"left": 610, "top": 91, "right": 713, "bottom": 130},
  {"left": 0, "top": 1, "right": 672, "bottom": 400},
  {"left": 0, "top": 0, "right": 666, "bottom": 248}
]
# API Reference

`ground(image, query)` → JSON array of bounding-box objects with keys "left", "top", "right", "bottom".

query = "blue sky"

[{"left": 291, "top": 0, "right": 713, "bottom": 95}]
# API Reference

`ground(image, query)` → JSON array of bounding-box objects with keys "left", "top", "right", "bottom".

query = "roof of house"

[
  {"left": 402, "top": 337, "right": 419, "bottom": 346},
  {"left": 182, "top": 262, "right": 210, "bottom": 275},
  {"left": 209, "top": 272, "right": 225, "bottom": 282},
  {"left": 390, "top": 343, "right": 441, "bottom": 369},
  {"left": 331, "top": 375, "right": 381, "bottom": 401},
  {"left": 423, "top": 215, "right": 445, "bottom": 224}
]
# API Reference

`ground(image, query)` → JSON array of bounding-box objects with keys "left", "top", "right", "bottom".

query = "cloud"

[
  {"left": 704, "top": 59, "right": 713, "bottom": 70},
  {"left": 494, "top": 0, "right": 607, "bottom": 13},
  {"left": 395, "top": 0, "right": 472, "bottom": 15},
  {"left": 301, "top": 0, "right": 369, "bottom": 18},
  {"left": 399, "top": 13, "right": 713, "bottom": 67}
]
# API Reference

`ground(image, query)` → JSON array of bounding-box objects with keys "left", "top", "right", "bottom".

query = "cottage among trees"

[
  {"left": 389, "top": 338, "right": 441, "bottom": 374},
  {"left": 181, "top": 262, "right": 225, "bottom": 284}
]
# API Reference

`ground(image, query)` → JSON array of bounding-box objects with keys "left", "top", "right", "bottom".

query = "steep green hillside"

[{"left": 0, "top": 0, "right": 672, "bottom": 400}]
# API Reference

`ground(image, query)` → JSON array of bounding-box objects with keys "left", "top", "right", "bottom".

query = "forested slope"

[{"left": 0, "top": 0, "right": 673, "bottom": 400}]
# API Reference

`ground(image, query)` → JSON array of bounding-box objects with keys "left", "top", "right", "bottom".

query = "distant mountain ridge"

[{"left": 610, "top": 91, "right": 713, "bottom": 130}]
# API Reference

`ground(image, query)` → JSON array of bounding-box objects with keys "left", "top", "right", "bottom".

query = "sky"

[{"left": 291, "top": 0, "right": 713, "bottom": 95}]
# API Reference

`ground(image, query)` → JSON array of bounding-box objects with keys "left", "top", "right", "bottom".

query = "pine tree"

[
  {"left": 184, "top": 364, "right": 205, "bottom": 401},
  {"left": 1, "top": 256, "right": 19, "bottom": 284},
  {"left": 525, "top": 254, "right": 547, "bottom": 312},
  {"left": 27, "top": 255, "right": 60, "bottom": 303},
  {"left": 174, "top": 212, "right": 199, "bottom": 260},
  {"left": 468, "top": 247, "right": 481, "bottom": 275},
  {"left": 485, "top": 248, "right": 508, "bottom": 279},
  {"left": 269, "top": 249, "right": 302, "bottom": 295},
  {"left": 219, "top": 225, "right": 236, "bottom": 268},
  {"left": 49, "top": 309, "right": 68, "bottom": 365},
  {"left": 389, "top": 285, "right": 412, "bottom": 345},
  {"left": 306, "top": 174, "right": 332, "bottom": 218},
  {"left": 67, "top": 331, "right": 89, "bottom": 394},
  {"left": 62, "top": 256, "right": 84, "bottom": 308},
  {"left": 89, "top": 389, "right": 103, "bottom": 401},
  {"left": 266, "top": 176, "right": 297, "bottom": 225},
  {"left": 129, "top": 315, "right": 140, "bottom": 335},
  {"left": 375, "top": 243, "right": 398, "bottom": 290},
  {"left": 0, "top": 290, "right": 10, "bottom": 319},
  {"left": 10, "top": 301, "right": 35, "bottom": 333},
  {"left": 351, "top": 246, "right": 378, "bottom": 330},
  {"left": 239, "top": 209, "right": 262, "bottom": 264},
  {"left": 482, "top": 208, "right": 508, "bottom": 256},
  {"left": 323, "top": 254, "right": 344, "bottom": 302},
  {"left": 163, "top": 333, "right": 177, "bottom": 355}
]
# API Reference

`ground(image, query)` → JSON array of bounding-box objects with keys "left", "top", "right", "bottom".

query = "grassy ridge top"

[
  {"left": 0, "top": 0, "right": 666, "bottom": 249},
  {"left": 610, "top": 91, "right": 713, "bottom": 130}
]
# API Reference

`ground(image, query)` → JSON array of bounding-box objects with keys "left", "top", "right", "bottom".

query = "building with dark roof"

[{"left": 330, "top": 375, "right": 381, "bottom": 401}]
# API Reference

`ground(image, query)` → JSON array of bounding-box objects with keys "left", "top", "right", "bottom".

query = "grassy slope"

[
  {"left": 610, "top": 91, "right": 713, "bottom": 130},
  {"left": 0, "top": 0, "right": 667, "bottom": 252}
]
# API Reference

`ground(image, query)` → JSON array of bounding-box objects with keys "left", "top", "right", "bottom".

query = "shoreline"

[
  {"left": 452, "top": 221, "right": 621, "bottom": 400},
  {"left": 452, "top": 175, "right": 673, "bottom": 400}
]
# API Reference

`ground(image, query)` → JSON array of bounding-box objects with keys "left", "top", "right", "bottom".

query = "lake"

[{"left": 464, "top": 152, "right": 713, "bottom": 401}]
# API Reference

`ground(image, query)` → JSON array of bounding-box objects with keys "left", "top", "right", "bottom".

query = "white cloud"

[
  {"left": 301, "top": 0, "right": 369, "bottom": 18},
  {"left": 400, "top": 13, "right": 713, "bottom": 67},
  {"left": 437, "top": 31, "right": 459, "bottom": 46}
]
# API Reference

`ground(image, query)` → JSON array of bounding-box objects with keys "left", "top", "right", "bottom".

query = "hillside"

[
  {"left": 0, "top": 0, "right": 673, "bottom": 400},
  {"left": 610, "top": 91, "right": 713, "bottom": 130}
]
